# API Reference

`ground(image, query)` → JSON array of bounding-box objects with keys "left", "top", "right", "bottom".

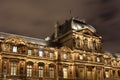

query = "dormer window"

[
  {"left": 12, "top": 46, "right": 17, "bottom": 52},
  {"left": 28, "top": 49, "right": 32, "bottom": 55}
]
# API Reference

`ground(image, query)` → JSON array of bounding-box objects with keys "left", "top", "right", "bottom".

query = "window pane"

[
  {"left": 50, "top": 67, "right": 54, "bottom": 78},
  {"left": 63, "top": 68, "right": 67, "bottom": 78},
  {"left": 27, "top": 65, "right": 32, "bottom": 77},
  {"left": 11, "top": 63, "right": 17, "bottom": 76},
  {"left": 13, "top": 46, "right": 17, "bottom": 52},
  {"left": 28, "top": 50, "right": 32, "bottom": 55},
  {"left": 39, "top": 66, "right": 43, "bottom": 77},
  {"left": 39, "top": 50, "right": 43, "bottom": 57},
  {"left": 50, "top": 53, "right": 53, "bottom": 59},
  {"left": 63, "top": 53, "right": 67, "bottom": 59},
  {"left": 79, "top": 55, "right": 83, "bottom": 60},
  {"left": 97, "top": 57, "right": 100, "bottom": 62}
]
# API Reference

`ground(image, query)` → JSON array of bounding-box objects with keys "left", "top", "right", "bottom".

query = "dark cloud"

[{"left": 0, "top": 0, "right": 120, "bottom": 53}]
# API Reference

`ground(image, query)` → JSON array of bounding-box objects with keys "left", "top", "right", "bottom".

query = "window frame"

[
  {"left": 12, "top": 46, "right": 17, "bottom": 53},
  {"left": 63, "top": 67, "right": 68, "bottom": 78},
  {"left": 38, "top": 66, "right": 44, "bottom": 77},
  {"left": 49, "top": 67, "right": 54, "bottom": 78},
  {"left": 10, "top": 62, "right": 17, "bottom": 76},
  {"left": 63, "top": 53, "right": 68, "bottom": 59},
  {"left": 38, "top": 49, "right": 44, "bottom": 57},
  {"left": 49, "top": 52, "right": 54, "bottom": 59},
  {"left": 79, "top": 54, "right": 83, "bottom": 60},
  {"left": 27, "top": 65, "right": 32, "bottom": 77},
  {"left": 28, "top": 49, "right": 32, "bottom": 55}
]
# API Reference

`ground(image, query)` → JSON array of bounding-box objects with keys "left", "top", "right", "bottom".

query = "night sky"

[{"left": 0, "top": 0, "right": 120, "bottom": 54}]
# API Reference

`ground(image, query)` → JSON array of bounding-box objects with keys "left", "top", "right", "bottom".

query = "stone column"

[{"left": 84, "top": 66, "right": 87, "bottom": 80}]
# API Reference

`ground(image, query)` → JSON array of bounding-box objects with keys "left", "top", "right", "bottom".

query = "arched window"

[
  {"left": 38, "top": 63, "right": 44, "bottom": 78},
  {"left": 27, "top": 62, "right": 33, "bottom": 77},
  {"left": 49, "top": 64, "right": 54, "bottom": 78}
]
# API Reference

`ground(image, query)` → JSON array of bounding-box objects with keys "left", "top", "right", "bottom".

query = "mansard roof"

[
  {"left": 71, "top": 17, "right": 96, "bottom": 32},
  {"left": 57, "top": 17, "right": 99, "bottom": 37}
]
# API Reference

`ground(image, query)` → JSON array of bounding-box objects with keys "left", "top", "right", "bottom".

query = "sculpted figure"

[
  {"left": 88, "top": 38, "right": 93, "bottom": 50},
  {"left": 2, "top": 43, "right": 9, "bottom": 52},
  {"left": 79, "top": 36, "right": 84, "bottom": 49}
]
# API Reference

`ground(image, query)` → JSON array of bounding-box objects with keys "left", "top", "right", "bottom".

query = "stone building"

[{"left": 0, "top": 17, "right": 120, "bottom": 80}]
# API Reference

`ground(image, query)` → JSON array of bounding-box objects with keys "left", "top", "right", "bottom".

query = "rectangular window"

[
  {"left": 28, "top": 49, "right": 32, "bottom": 55},
  {"left": 13, "top": 46, "right": 17, "bottom": 52},
  {"left": 27, "top": 65, "right": 32, "bottom": 77},
  {"left": 50, "top": 67, "right": 54, "bottom": 78},
  {"left": 11, "top": 63, "right": 17, "bottom": 76},
  {"left": 50, "top": 52, "right": 53, "bottom": 59},
  {"left": 63, "top": 68, "right": 68, "bottom": 78},
  {"left": 39, "top": 50, "right": 43, "bottom": 57},
  {"left": 39, "top": 66, "right": 43, "bottom": 77},
  {"left": 79, "top": 55, "right": 83, "bottom": 60}
]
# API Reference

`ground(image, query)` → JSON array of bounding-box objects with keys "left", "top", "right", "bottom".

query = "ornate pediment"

[
  {"left": 59, "top": 46, "right": 72, "bottom": 52},
  {"left": 4, "top": 36, "right": 27, "bottom": 45},
  {"left": 79, "top": 28, "right": 99, "bottom": 37}
]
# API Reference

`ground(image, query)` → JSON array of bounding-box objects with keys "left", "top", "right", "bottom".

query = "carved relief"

[
  {"left": 60, "top": 46, "right": 71, "bottom": 52},
  {"left": 1, "top": 43, "right": 10, "bottom": 52},
  {"left": 4, "top": 36, "right": 27, "bottom": 46}
]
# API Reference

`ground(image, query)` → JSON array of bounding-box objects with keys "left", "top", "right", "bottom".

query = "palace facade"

[{"left": 0, "top": 17, "right": 120, "bottom": 80}]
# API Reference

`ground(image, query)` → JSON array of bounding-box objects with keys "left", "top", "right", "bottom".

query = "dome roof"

[{"left": 71, "top": 18, "right": 96, "bottom": 32}]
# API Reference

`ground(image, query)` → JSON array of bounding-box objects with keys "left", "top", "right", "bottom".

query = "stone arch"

[
  {"left": 49, "top": 63, "right": 55, "bottom": 67},
  {"left": 26, "top": 61, "right": 34, "bottom": 65},
  {"left": 38, "top": 62, "right": 45, "bottom": 66}
]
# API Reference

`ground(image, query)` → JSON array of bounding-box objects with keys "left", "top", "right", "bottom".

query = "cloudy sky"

[{"left": 0, "top": 0, "right": 120, "bottom": 53}]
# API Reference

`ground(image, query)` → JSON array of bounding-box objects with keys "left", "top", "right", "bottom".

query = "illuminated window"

[
  {"left": 39, "top": 66, "right": 43, "bottom": 77},
  {"left": 27, "top": 65, "right": 32, "bottom": 77},
  {"left": 63, "top": 68, "right": 68, "bottom": 78},
  {"left": 79, "top": 55, "right": 83, "bottom": 60},
  {"left": 105, "top": 72, "right": 109, "bottom": 78},
  {"left": 11, "top": 63, "right": 17, "bottom": 76},
  {"left": 49, "top": 67, "right": 54, "bottom": 78},
  {"left": 39, "top": 50, "right": 43, "bottom": 57},
  {"left": 12, "top": 46, "right": 17, "bottom": 52},
  {"left": 28, "top": 49, "right": 32, "bottom": 55},
  {"left": 63, "top": 53, "right": 67, "bottom": 59},
  {"left": 97, "top": 57, "right": 100, "bottom": 62},
  {"left": 50, "top": 52, "right": 54, "bottom": 59}
]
